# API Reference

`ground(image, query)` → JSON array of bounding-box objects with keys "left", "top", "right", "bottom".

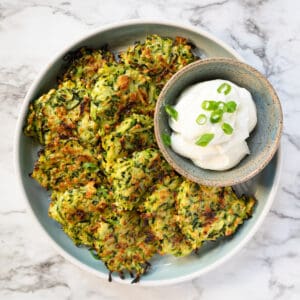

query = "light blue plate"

[{"left": 14, "top": 20, "right": 282, "bottom": 286}]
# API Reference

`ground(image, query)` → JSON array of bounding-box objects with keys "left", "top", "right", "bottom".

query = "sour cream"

[{"left": 168, "top": 79, "right": 257, "bottom": 171}]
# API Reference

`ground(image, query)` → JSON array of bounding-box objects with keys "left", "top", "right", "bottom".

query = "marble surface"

[{"left": 1, "top": 0, "right": 300, "bottom": 299}]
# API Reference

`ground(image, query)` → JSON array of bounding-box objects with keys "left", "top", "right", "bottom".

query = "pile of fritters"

[{"left": 24, "top": 35, "right": 256, "bottom": 283}]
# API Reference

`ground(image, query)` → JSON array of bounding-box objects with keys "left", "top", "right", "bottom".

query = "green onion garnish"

[
  {"left": 83, "top": 162, "right": 98, "bottom": 172},
  {"left": 216, "top": 101, "right": 226, "bottom": 111},
  {"left": 162, "top": 133, "right": 171, "bottom": 146},
  {"left": 222, "top": 123, "right": 234, "bottom": 135},
  {"left": 225, "top": 101, "right": 237, "bottom": 113},
  {"left": 195, "top": 133, "right": 215, "bottom": 147},
  {"left": 196, "top": 114, "right": 207, "bottom": 125},
  {"left": 165, "top": 105, "right": 178, "bottom": 121},
  {"left": 201, "top": 100, "right": 217, "bottom": 111},
  {"left": 210, "top": 110, "right": 223, "bottom": 123},
  {"left": 217, "top": 83, "right": 231, "bottom": 95}
]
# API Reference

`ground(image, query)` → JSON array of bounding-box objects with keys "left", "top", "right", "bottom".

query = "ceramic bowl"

[
  {"left": 14, "top": 20, "right": 282, "bottom": 286},
  {"left": 155, "top": 58, "right": 283, "bottom": 187}
]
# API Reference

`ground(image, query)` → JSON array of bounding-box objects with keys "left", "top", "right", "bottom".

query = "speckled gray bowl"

[{"left": 155, "top": 58, "right": 283, "bottom": 187}]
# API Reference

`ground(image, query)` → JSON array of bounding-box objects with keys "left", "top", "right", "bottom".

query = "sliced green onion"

[
  {"left": 165, "top": 105, "right": 178, "bottom": 121},
  {"left": 217, "top": 83, "right": 231, "bottom": 95},
  {"left": 201, "top": 100, "right": 217, "bottom": 111},
  {"left": 58, "top": 88, "right": 73, "bottom": 101},
  {"left": 83, "top": 162, "right": 98, "bottom": 172},
  {"left": 210, "top": 110, "right": 223, "bottom": 123},
  {"left": 65, "top": 99, "right": 81, "bottom": 110},
  {"left": 195, "top": 133, "right": 215, "bottom": 147},
  {"left": 225, "top": 101, "right": 237, "bottom": 113},
  {"left": 222, "top": 123, "right": 234, "bottom": 135},
  {"left": 216, "top": 101, "right": 226, "bottom": 111},
  {"left": 196, "top": 114, "right": 207, "bottom": 125},
  {"left": 162, "top": 133, "right": 171, "bottom": 146}
]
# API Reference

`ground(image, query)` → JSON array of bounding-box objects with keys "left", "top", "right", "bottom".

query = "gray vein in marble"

[
  {"left": 191, "top": 280, "right": 204, "bottom": 300},
  {"left": 230, "top": 33, "right": 272, "bottom": 78},
  {"left": 253, "top": 232, "right": 300, "bottom": 247},
  {"left": 283, "top": 133, "right": 300, "bottom": 151},
  {"left": 1, "top": 256, "right": 70, "bottom": 294},
  {"left": 0, "top": 1, "right": 93, "bottom": 27},
  {"left": 187, "top": 0, "right": 229, "bottom": 11},
  {"left": 281, "top": 187, "right": 300, "bottom": 202},
  {"left": 270, "top": 281, "right": 295, "bottom": 300},
  {"left": 184, "top": 1, "right": 230, "bottom": 29},
  {"left": 261, "top": 256, "right": 296, "bottom": 300},
  {"left": 243, "top": 0, "right": 270, "bottom": 8},
  {"left": 49, "top": 3, "right": 93, "bottom": 26},
  {"left": 0, "top": 66, "right": 35, "bottom": 119},
  {"left": 230, "top": 18, "right": 279, "bottom": 78},
  {"left": 270, "top": 209, "right": 300, "bottom": 221},
  {"left": 256, "top": 253, "right": 296, "bottom": 300},
  {"left": 3, "top": 281, "right": 69, "bottom": 294},
  {"left": 245, "top": 18, "right": 266, "bottom": 40},
  {"left": 0, "top": 209, "right": 26, "bottom": 215}
]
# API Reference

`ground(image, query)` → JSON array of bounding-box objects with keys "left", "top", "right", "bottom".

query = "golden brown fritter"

[
  {"left": 176, "top": 182, "right": 256, "bottom": 248},
  {"left": 49, "top": 182, "right": 113, "bottom": 246},
  {"left": 91, "top": 63, "right": 159, "bottom": 136},
  {"left": 142, "top": 176, "right": 193, "bottom": 256},
  {"left": 24, "top": 88, "right": 99, "bottom": 147},
  {"left": 110, "top": 149, "right": 172, "bottom": 211},
  {"left": 59, "top": 47, "right": 115, "bottom": 89},
  {"left": 93, "top": 210, "right": 157, "bottom": 282},
  {"left": 31, "top": 139, "right": 103, "bottom": 192},
  {"left": 120, "top": 34, "right": 197, "bottom": 88},
  {"left": 101, "top": 114, "right": 156, "bottom": 173}
]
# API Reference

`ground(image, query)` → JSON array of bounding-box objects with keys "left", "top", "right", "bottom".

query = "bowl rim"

[
  {"left": 13, "top": 19, "right": 282, "bottom": 286},
  {"left": 155, "top": 57, "right": 283, "bottom": 187}
]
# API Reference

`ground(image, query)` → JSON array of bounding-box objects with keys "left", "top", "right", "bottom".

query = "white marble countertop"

[{"left": 1, "top": 0, "right": 300, "bottom": 299}]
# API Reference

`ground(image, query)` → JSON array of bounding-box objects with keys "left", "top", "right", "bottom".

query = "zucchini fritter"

[
  {"left": 32, "top": 140, "right": 103, "bottom": 192},
  {"left": 120, "top": 34, "right": 197, "bottom": 88},
  {"left": 59, "top": 47, "right": 115, "bottom": 89},
  {"left": 24, "top": 88, "right": 99, "bottom": 147},
  {"left": 142, "top": 176, "right": 193, "bottom": 256},
  {"left": 176, "top": 181, "right": 256, "bottom": 248},
  {"left": 50, "top": 182, "right": 156, "bottom": 280},
  {"left": 91, "top": 64, "right": 159, "bottom": 136},
  {"left": 102, "top": 114, "right": 156, "bottom": 173},
  {"left": 93, "top": 211, "right": 157, "bottom": 281},
  {"left": 110, "top": 149, "right": 171, "bottom": 211},
  {"left": 49, "top": 182, "right": 112, "bottom": 246}
]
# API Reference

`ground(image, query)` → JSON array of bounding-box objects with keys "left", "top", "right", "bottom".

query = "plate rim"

[{"left": 14, "top": 19, "right": 282, "bottom": 286}]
